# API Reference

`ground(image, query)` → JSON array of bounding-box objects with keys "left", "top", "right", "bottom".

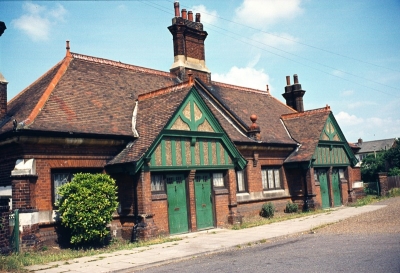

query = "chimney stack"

[
  {"left": 282, "top": 74, "right": 306, "bottom": 112},
  {"left": 168, "top": 1, "right": 211, "bottom": 83},
  {"left": 0, "top": 72, "right": 8, "bottom": 120}
]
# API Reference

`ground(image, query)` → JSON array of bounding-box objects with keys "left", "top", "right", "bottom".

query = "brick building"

[{"left": 0, "top": 2, "right": 359, "bottom": 247}]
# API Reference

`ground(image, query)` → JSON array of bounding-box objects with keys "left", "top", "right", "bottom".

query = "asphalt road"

[{"left": 139, "top": 197, "right": 400, "bottom": 273}]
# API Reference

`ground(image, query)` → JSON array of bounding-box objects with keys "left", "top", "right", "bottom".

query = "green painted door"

[
  {"left": 194, "top": 174, "right": 214, "bottom": 230},
  {"left": 332, "top": 169, "right": 341, "bottom": 207},
  {"left": 318, "top": 169, "right": 330, "bottom": 209},
  {"left": 167, "top": 174, "right": 189, "bottom": 234}
]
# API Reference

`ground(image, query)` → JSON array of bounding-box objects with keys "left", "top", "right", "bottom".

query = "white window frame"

[
  {"left": 261, "top": 167, "right": 281, "bottom": 190},
  {"left": 236, "top": 170, "right": 246, "bottom": 192},
  {"left": 151, "top": 174, "right": 165, "bottom": 192},
  {"left": 213, "top": 172, "right": 224, "bottom": 187}
]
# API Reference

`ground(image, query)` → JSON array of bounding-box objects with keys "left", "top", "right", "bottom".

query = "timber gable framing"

[
  {"left": 134, "top": 86, "right": 247, "bottom": 173},
  {"left": 312, "top": 113, "right": 358, "bottom": 167}
]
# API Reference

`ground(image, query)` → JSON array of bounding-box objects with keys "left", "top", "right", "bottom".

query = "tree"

[
  {"left": 361, "top": 152, "right": 385, "bottom": 181},
  {"left": 56, "top": 173, "right": 118, "bottom": 245},
  {"left": 384, "top": 138, "right": 400, "bottom": 172},
  {"left": 361, "top": 138, "right": 400, "bottom": 180}
]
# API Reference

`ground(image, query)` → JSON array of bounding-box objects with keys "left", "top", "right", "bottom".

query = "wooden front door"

[
  {"left": 332, "top": 169, "right": 341, "bottom": 207},
  {"left": 194, "top": 174, "right": 214, "bottom": 230},
  {"left": 317, "top": 169, "right": 330, "bottom": 209},
  {"left": 166, "top": 174, "right": 188, "bottom": 234}
]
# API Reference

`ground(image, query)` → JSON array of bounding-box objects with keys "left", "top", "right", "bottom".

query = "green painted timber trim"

[
  {"left": 144, "top": 164, "right": 235, "bottom": 171},
  {"left": 134, "top": 86, "right": 247, "bottom": 174},
  {"left": 199, "top": 139, "right": 204, "bottom": 165},
  {"left": 171, "top": 139, "right": 177, "bottom": 166}
]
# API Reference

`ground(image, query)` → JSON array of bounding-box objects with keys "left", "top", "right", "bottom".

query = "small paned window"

[
  {"left": 53, "top": 173, "right": 71, "bottom": 203},
  {"left": 52, "top": 168, "right": 102, "bottom": 206},
  {"left": 151, "top": 174, "right": 165, "bottom": 192},
  {"left": 236, "top": 170, "right": 247, "bottom": 192},
  {"left": 261, "top": 167, "right": 281, "bottom": 190},
  {"left": 339, "top": 169, "right": 345, "bottom": 179},
  {"left": 213, "top": 173, "right": 224, "bottom": 187}
]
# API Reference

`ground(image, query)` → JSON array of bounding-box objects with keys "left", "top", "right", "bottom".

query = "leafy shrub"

[
  {"left": 260, "top": 202, "right": 275, "bottom": 218},
  {"left": 285, "top": 201, "right": 298, "bottom": 213},
  {"left": 56, "top": 173, "right": 118, "bottom": 245}
]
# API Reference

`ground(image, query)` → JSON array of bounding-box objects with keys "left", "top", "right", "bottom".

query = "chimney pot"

[
  {"left": 358, "top": 138, "right": 363, "bottom": 145},
  {"left": 286, "top": 76, "right": 290, "bottom": 86},
  {"left": 293, "top": 74, "right": 299, "bottom": 84},
  {"left": 66, "top": 40, "right": 71, "bottom": 57},
  {"left": 188, "top": 11, "right": 193, "bottom": 21},
  {"left": 174, "top": 1, "right": 180, "bottom": 17},
  {"left": 195, "top": 13, "right": 201, "bottom": 22},
  {"left": 181, "top": 9, "right": 187, "bottom": 19}
]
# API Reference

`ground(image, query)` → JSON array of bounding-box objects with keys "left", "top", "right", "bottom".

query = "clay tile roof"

[
  {"left": 204, "top": 81, "right": 297, "bottom": 144},
  {"left": 1, "top": 53, "right": 179, "bottom": 136},
  {"left": 282, "top": 107, "right": 331, "bottom": 163},
  {"left": 109, "top": 84, "right": 192, "bottom": 165}
]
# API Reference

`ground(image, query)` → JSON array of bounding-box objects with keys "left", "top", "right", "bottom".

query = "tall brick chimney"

[
  {"left": 282, "top": 74, "right": 306, "bottom": 112},
  {"left": 168, "top": 1, "right": 211, "bottom": 83},
  {"left": 0, "top": 72, "right": 8, "bottom": 120}
]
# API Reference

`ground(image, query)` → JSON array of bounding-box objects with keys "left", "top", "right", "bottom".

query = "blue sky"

[{"left": 1, "top": 0, "right": 399, "bottom": 142}]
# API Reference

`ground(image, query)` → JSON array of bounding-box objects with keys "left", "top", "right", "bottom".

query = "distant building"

[{"left": 355, "top": 138, "right": 397, "bottom": 161}]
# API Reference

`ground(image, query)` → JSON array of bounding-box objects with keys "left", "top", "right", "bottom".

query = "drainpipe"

[
  {"left": 302, "top": 166, "right": 309, "bottom": 212},
  {"left": 132, "top": 173, "right": 139, "bottom": 242}
]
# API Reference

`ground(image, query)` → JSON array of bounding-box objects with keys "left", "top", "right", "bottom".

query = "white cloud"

[
  {"left": 12, "top": 2, "right": 67, "bottom": 41},
  {"left": 252, "top": 32, "right": 299, "bottom": 50},
  {"left": 191, "top": 5, "right": 218, "bottom": 25},
  {"left": 235, "top": 0, "right": 303, "bottom": 28},
  {"left": 335, "top": 111, "right": 400, "bottom": 141},
  {"left": 213, "top": 66, "right": 270, "bottom": 91},
  {"left": 340, "top": 90, "right": 354, "bottom": 97},
  {"left": 335, "top": 111, "right": 364, "bottom": 127},
  {"left": 347, "top": 101, "right": 377, "bottom": 109}
]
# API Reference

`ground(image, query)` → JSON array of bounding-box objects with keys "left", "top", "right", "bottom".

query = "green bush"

[
  {"left": 285, "top": 201, "right": 298, "bottom": 213},
  {"left": 56, "top": 173, "right": 118, "bottom": 245},
  {"left": 260, "top": 202, "right": 275, "bottom": 218}
]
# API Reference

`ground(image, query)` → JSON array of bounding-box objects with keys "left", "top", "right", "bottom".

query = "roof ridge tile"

[
  {"left": 138, "top": 82, "right": 191, "bottom": 101},
  {"left": 212, "top": 81, "right": 268, "bottom": 95},
  {"left": 71, "top": 52, "right": 172, "bottom": 77},
  {"left": 281, "top": 105, "right": 331, "bottom": 120}
]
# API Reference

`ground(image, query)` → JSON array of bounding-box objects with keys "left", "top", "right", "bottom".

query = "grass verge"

[
  {"left": 0, "top": 236, "right": 181, "bottom": 272},
  {"left": 349, "top": 188, "right": 400, "bottom": 207}
]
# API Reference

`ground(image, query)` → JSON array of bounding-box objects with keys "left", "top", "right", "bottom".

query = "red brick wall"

[
  {"left": 238, "top": 198, "right": 290, "bottom": 218},
  {"left": 0, "top": 144, "right": 22, "bottom": 187},
  {"left": 110, "top": 173, "right": 134, "bottom": 215},
  {"left": 185, "top": 36, "right": 205, "bottom": 60},
  {"left": 151, "top": 197, "right": 169, "bottom": 235},
  {"left": 214, "top": 193, "right": 229, "bottom": 227}
]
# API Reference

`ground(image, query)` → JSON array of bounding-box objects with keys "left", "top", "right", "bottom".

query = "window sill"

[
  {"left": 214, "top": 188, "right": 229, "bottom": 195},
  {"left": 152, "top": 193, "right": 167, "bottom": 200}
]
